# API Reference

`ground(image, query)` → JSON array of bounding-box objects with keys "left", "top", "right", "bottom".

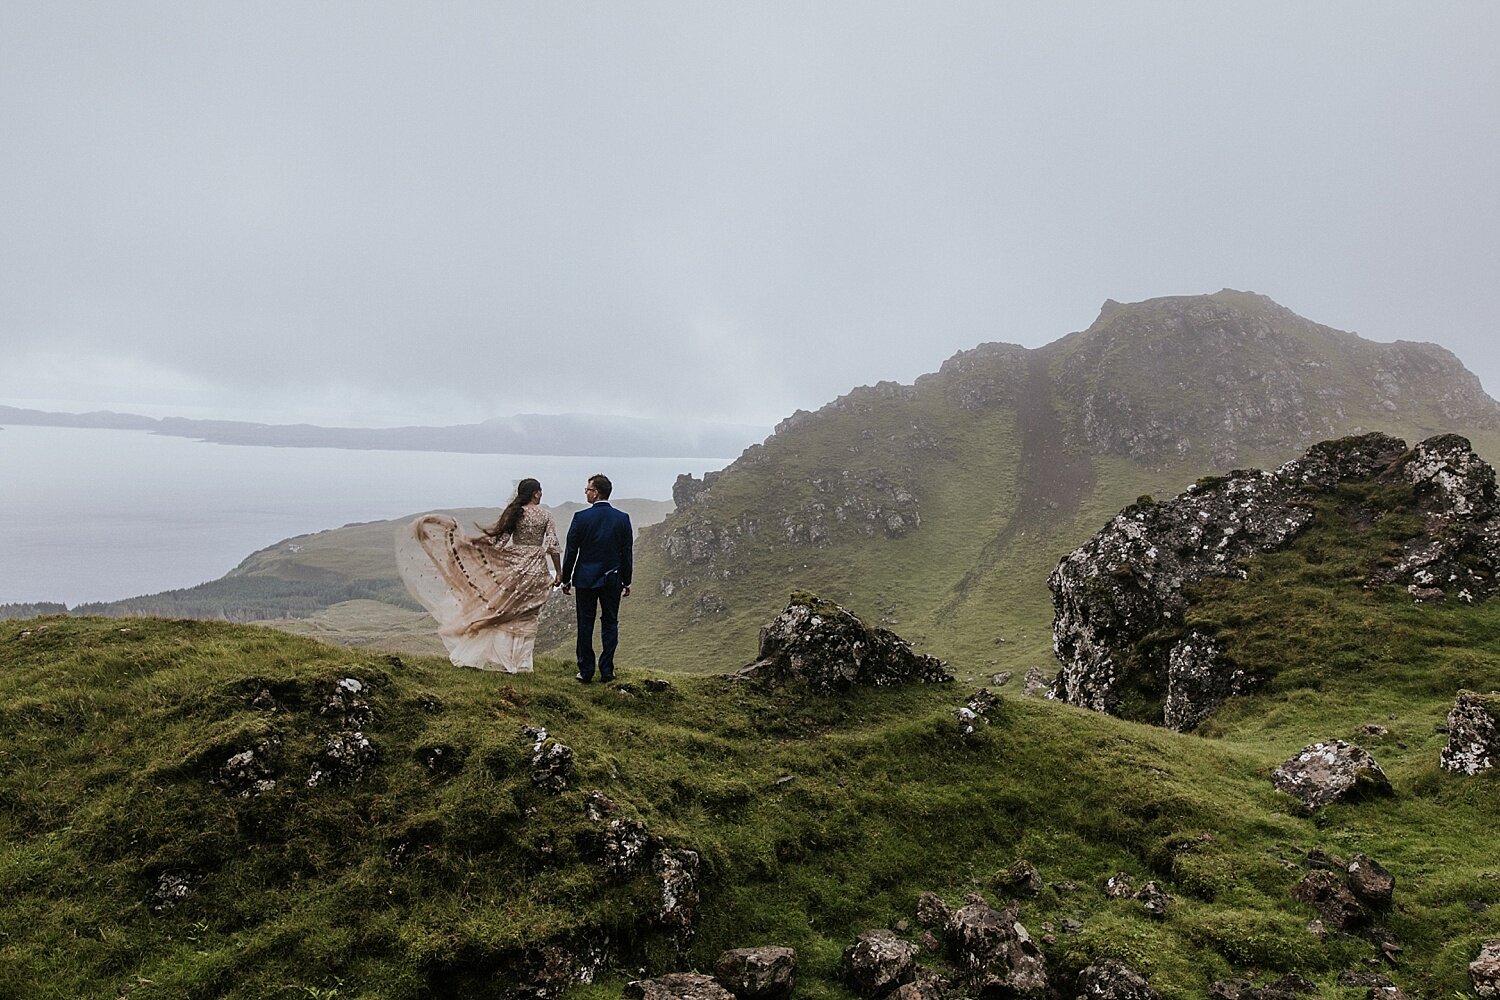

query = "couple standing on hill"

[{"left": 395, "top": 473, "right": 632, "bottom": 681}]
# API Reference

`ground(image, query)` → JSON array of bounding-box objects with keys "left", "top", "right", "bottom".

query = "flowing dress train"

[{"left": 395, "top": 505, "right": 559, "bottom": 671}]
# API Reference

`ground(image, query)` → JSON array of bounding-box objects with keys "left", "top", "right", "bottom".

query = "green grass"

[{"left": 3, "top": 603, "right": 1499, "bottom": 998}]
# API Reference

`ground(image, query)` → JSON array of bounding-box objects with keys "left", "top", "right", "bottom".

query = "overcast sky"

[{"left": 2, "top": 3, "right": 1496, "bottom": 432}]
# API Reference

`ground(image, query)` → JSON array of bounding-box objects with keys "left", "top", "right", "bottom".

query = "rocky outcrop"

[
  {"left": 1134, "top": 880, "right": 1171, "bottom": 920},
  {"left": 1292, "top": 871, "right": 1369, "bottom": 931},
  {"left": 655, "top": 849, "right": 702, "bottom": 943},
  {"left": 714, "top": 947, "right": 796, "bottom": 1000},
  {"left": 1271, "top": 740, "right": 1392, "bottom": 811},
  {"left": 1441, "top": 691, "right": 1500, "bottom": 774},
  {"left": 1372, "top": 434, "right": 1500, "bottom": 602},
  {"left": 1288, "top": 848, "right": 1396, "bottom": 933},
  {"left": 523, "top": 726, "right": 574, "bottom": 794},
  {"left": 1346, "top": 853, "right": 1395, "bottom": 911},
  {"left": 1076, "top": 958, "right": 1160, "bottom": 1000},
  {"left": 625, "top": 973, "right": 735, "bottom": 1000},
  {"left": 736, "top": 594, "right": 951, "bottom": 693},
  {"left": 673, "top": 471, "right": 723, "bottom": 510},
  {"left": 914, "top": 892, "right": 952, "bottom": 929},
  {"left": 954, "top": 688, "right": 1000, "bottom": 736},
  {"left": 1051, "top": 432, "right": 1500, "bottom": 728},
  {"left": 843, "top": 929, "right": 920, "bottom": 997},
  {"left": 1053, "top": 292, "right": 1500, "bottom": 467},
  {"left": 1472, "top": 938, "right": 1500, "bottom": 997},
  {"left": 946, "top": 898, "right": 1048, "bottom": 997}
]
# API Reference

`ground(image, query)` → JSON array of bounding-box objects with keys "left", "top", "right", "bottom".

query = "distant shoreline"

[{"left": 0, "top": 404, "right": 766, "bottom": 459}]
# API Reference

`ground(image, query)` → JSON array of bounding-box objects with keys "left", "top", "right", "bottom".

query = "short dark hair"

[{"left": 588, "top": 474, "right": 613, "bottom": 499}]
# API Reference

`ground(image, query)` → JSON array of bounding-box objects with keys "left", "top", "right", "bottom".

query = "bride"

[{"left": 395, "top": 478, "right": 562, "bottom": 672}]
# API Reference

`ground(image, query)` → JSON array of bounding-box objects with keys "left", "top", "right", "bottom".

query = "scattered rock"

[
  {"left": 626, "top": 973, "right": 735, "bottom": 1000},
  {"left": 843, "top": 929, "right": 919, "bottom": 998},
  {"left": 1271, "top": 740, "right": 1392, "bottom": 810},
  {"left": 585, "top": 790, "right": 617, "bottom": 821},
  {"left": 1104, "top": 873, "right": 1135, "bottom": 899},
  {"left": 149, "top": 871, "right": 193, "bottom": 914},
  {"left": 307, "top": 730, "right": 375, "bottom": 787},
  {"left": 736, "top": 594, "right": 952, "bottom": 693},
  {"left": 1208, "top": 973, "right": 1316, "bottom": 1000},
  {"left": 997, "top": 860, "right": 1042, "bottom": 898},
  {"left": 946, "top": 898, "right": 1048, "bottom": 997},
  {"left": 1062, "top": 918, "right": 1084, "bottom": 934},
  {"left": 529, "top": 738, "right": 574, "bottom": 794},
  {"left": 249, "top": 687, "right": 279, "bottom": 712},
  {"left": 955, "top": 688, "right": 1000, "bottom": 736},
  {"left": 713, "top": 946, "right": 796, "bottom": 1000},
  {"left": 1076, "top": 958, "right": 1160, "bottom": 999},
  {"left": 914, "top": 892, "right": 952, "bottom": 929},
  {"left": 1472, "top": 938, "right": 1500, "bottom": 997},
  {"left": 1135, "top": 881, "right": 1170, "bottom": 920},
  {"left": 217, "top": 738, "right": 279, "bottom": 798},
  {"left": 655, "top": 849, "right": 702, "bottom": 943},
  {"left": 1358, "top": 724, "right": 1389, "bottom": 738},
  {"left": 1346, "top": 853, "right": 1395, "bottom": 910},
  {"left": 1293, "top": 871, "right": 1367, "bottom": 931},
  {"left": 601, "top": 818, "right": 651, "bottom": 874},
  {"left": 644, "top": 678, "right": 674, "bottom": 693},
  {"left": 889, "top": 976, "right": 946, "bottom": 1000},
  {"left": 1022, "top": 668, "right": 1052, "bottom": 698},
  {"left": 1441, "top": 691, "right": 1500, "bottom": 774},
  {"left": 320, "top": 677, "right": 373, "bottom": 727},
  {"left": 991, "top": 671, "right": 1013, "bottom": 686}
]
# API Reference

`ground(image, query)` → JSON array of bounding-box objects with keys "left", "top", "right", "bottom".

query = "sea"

[{"left": 0, "top": 425, "right": 732, "bottom": 607}]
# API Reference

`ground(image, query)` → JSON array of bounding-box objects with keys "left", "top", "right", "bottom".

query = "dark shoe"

[
  {"left": 600, "top": 674, "right": 616, "bottom": 685},
  {"left": 575, "top": 672, "right": 592, "bottom": 684}
]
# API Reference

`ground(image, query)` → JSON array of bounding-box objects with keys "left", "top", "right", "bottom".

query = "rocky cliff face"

[
  {"left": 1051, "top": 291, "right": 1500, "bottom": 468},
  {"left": 1050, "top": 433, "right": 1500, "bottom": 729},
  {"left": 632, "top": 291, "right": 1500, "bottom": 672},
  {"left": 654, "top": 293, "right": 1500, "bottom": 586}
]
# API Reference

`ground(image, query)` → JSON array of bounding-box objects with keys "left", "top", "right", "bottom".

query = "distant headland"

[{"left": 0, "top": 404, "right": 766, "bottom": 458}]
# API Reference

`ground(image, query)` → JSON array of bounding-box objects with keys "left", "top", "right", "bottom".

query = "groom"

[{"left": 559, "top": 473, "right": 633, "bottom": 683}]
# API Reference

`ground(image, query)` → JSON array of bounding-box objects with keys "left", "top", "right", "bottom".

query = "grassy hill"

[
  {"left": 611, "top": 291, "right": 1500, "bottom": 679},
  {"left": 4, "top": 516, "right": 1498, "bottom": 998}
]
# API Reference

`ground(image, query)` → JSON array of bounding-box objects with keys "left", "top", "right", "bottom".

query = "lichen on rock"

[
  {"left": 1440, "top": 690, "right": 1500, "bottom": 775},
  {"left": 1049, "top": 432, "right": 1500, "bottom": 729},
  {"left": 1271, "top": 739, "right": 1392, "bottom": 811},
  {"left": 735, "top": 593, "right": 951, "bottom": 693}
]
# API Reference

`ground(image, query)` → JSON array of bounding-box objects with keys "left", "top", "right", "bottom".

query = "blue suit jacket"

[{"left": 562, "top": 501, "right": 633, "bottom": 590}]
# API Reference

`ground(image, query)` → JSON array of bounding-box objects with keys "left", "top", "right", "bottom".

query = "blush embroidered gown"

[{"left": 395, "top": 505, "right": 560, "bottom": 671}]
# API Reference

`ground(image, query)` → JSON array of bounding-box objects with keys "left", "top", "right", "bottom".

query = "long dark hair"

[{"left": 486, "top": 478, "right": 541, "bottom": 538}]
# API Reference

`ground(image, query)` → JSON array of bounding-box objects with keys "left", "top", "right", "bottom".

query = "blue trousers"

[{"left": 574, "top": 583, "right": 623, "bottom": 680}]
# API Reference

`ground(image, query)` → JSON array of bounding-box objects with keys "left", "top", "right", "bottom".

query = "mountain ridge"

[{"left": 617, "top": 290, "right": 1500, "bottom": 675}]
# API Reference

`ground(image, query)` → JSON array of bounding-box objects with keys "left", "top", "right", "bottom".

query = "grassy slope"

[
  {"left": 5, "top": 508, "right": 1499, "bottom": 1000},
  {"left": 604, "top": 289, "right": 1500, "bottom": 682}
]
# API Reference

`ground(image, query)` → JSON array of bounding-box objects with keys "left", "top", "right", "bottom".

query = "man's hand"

[
  {"left": 622, "top": 585, "right": 631, "bottom": 597},
  {"left": 561, "top": 583, "right": 572, "bottom": 595}
]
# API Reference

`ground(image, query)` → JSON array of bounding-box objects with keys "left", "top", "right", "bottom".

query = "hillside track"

[{"left": 950, "top": 348, "right": 1094, "bottom": 599}]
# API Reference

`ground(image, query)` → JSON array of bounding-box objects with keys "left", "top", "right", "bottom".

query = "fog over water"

[{"left": 0, "top": 426, "right": 726, "bottom": 606}]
